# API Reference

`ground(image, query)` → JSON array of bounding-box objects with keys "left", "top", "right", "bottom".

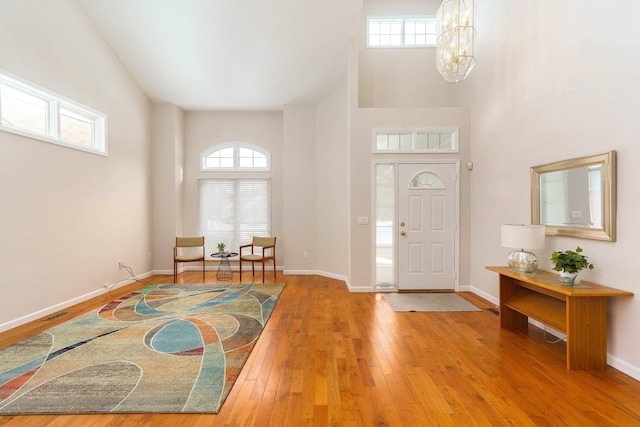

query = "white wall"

[
  {"left": 466, "top": 1, "right": 640, "bottom": 377},
  {"left": 151, "top": 104, "right": 184, "bottom": 272},
  {"left": 315, "top": 82, "right": 350, "bottom": 279},
  {"left": 0, "top": 0, "right": 151, "bottom": 330},
  {"left": 282, "top": 105, "right": 317, "bottom": 272}
]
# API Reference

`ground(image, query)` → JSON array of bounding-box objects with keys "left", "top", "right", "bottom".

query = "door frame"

[{"left": 372, "top": 159, "right": 460, "bottom": 292}]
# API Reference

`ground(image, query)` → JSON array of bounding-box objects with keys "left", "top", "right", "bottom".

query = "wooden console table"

[{"left": 486, "top": 266, "right": 633, "bottom": 370}]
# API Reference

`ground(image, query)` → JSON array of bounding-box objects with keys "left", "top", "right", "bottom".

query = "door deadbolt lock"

[{"left": 400, "top": 222, "right": 405, "bottom": 227}]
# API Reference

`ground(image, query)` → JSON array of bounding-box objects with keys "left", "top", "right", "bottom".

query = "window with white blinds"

[{"left": 199, "top": 179, "right": 271, "bottom": 255}]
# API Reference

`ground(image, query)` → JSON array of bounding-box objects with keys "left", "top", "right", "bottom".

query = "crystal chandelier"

[{"left": 436, "top": 0, "right": 476, "bottom": 83}]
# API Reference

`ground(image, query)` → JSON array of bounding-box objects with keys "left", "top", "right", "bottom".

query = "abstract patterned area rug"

[
  {"left": 382, "top": 293, "right": 481, "bottom": 312},
  {"left": 0, "top": 282, "right": 285, "bottom": 414}
]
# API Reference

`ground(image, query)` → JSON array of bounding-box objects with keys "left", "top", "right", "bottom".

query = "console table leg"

[
  {"left": 566, "top": 296, "right": 607, "bottom": 370},
  {"left": 499, "top": 276, "right": 529, "bottom": 329}
]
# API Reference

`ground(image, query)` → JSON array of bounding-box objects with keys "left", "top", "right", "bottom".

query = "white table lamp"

[{"left": 501, "top": 224, "right": 545, "bottom": 273}]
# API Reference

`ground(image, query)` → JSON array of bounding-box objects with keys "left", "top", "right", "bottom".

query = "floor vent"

[{"left": 43, "top": 312, "right": 69, "bottom": 321}]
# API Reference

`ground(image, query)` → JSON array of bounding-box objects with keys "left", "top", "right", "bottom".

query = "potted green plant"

[
  {"left": 550, "top": 246, "right": 594, "bottom": 284},
  {"left": 217, "top": 242, "right": 226, "bottom": 254}
]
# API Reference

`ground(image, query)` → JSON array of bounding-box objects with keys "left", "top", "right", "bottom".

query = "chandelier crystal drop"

[{"left": 436, "top": 0, "right": 476, "bottom": 83}]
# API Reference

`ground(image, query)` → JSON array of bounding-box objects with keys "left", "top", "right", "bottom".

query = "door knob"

[
  {"left": 400, "top": 222, "right": 405, "bottom": 227},
  {"left": 400, "top": 231, "right": 406, "bottom": 236}
]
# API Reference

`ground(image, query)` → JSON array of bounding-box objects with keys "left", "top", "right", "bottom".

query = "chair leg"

[
  {"left": 273, "top": 257, "right": 276, "bottom": 281},
  {"left": 262, "top": 261, "right": 265, "bottom": 283},
  {"left": 239, "top": 258, "right": 242, "bottom": 281},
  {"left": 202, "top": 262, "right": 205, "bottom": 282}
]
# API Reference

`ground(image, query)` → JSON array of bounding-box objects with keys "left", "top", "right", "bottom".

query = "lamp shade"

[{"left": 501, "top": 224, "right": 545, "bottom": 250}]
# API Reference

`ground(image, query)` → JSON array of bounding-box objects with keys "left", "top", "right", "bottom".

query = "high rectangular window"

[
  {"left": 0, "top": 71, "right": 107, "bottom": 156},
  {"left": 367, "top": 16, "right": 438, "bottom": 48}
]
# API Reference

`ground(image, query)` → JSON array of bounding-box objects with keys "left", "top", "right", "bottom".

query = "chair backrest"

[
  {"left": 253, "top": 236, "right": 276, "bottom": 247},
  {"left": 176, "top": 236, "right": 205, "bottom": 248}
]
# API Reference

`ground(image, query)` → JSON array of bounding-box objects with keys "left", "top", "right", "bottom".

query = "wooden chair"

[
  {"left": 173, "top": 236, "right": 205, "bottom": 282},
  {"left": 239, "top": 236, "right": 276, "bottom": 283}
]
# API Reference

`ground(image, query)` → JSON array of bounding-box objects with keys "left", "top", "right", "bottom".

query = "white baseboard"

[
  {"left": 285, "top": 270, "right": 403, "bottom": 293},
  {"left": 283, "top": 269, "right": 352, "bottom": 289},
  {"left": 152, "top": 265, "right": 284, "bottom": 277},
  {"left": 0, "top": 289, "right": 102, "bottom": 333},
  {"left": 0, "top": 279, "right": 135, "bottom": 332},
  {"left": 153, "top": 269, "right": 175, "bottom": 276},
  {"left": 282, "top": 269, "right": 319, "bottom": 275},
  {"left": 469, "top": 285, "right": 498, "bottom": 306},
  {"left": 608, "top": 354, "right": 640, "bottom": 381},
  {"left": 0, "top": 271, "right": 153, "bottom": 333},
  {"left": 175, "top": 265, "right": 282, "bottom": 272},
  {"left": 283, "top": 269, "right": 345, "bottom": 280}
]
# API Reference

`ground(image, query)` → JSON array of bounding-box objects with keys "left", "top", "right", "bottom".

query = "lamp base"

[{"left": 507, "top": 250, "right": 539, "bottom": 273}]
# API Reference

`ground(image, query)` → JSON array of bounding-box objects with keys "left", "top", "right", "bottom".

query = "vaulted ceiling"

[{"left": 78, "top": 0, "right": 363, "bottom": 111}]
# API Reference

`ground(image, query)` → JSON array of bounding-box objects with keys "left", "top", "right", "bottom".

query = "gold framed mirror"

[{"left": 531, "top": 151, "right": 616, "bottom": 241}]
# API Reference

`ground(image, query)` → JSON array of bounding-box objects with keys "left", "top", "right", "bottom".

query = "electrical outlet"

[
  {"left": 119, "top": 262, "right": 124, "bottom": 269},
  {"left": 303, "top": 251, "right": 309, "bottom": 259}
]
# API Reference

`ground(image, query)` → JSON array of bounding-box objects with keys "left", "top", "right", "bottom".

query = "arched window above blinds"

[{"left": 201, "top": 142, "right": 270, "bottom": 171}]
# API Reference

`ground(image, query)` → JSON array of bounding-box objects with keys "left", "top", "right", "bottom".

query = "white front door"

[{"left": 398, "top": 163, "right": 457, "bottom": 290}]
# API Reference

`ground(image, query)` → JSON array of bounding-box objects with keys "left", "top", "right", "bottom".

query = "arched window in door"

[{"left": 409, "top": 172, "right": 445, "bottom": 189}]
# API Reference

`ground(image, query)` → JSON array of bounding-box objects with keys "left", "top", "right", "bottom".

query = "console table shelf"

[
  {"left": 504, "top": 288, "right": 567, "bottom": 332},
  {"left": 486, "top": 266, "right": 633, "bottom": 370}
]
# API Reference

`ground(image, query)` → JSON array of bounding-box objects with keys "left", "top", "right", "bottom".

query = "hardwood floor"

[{"left": 1, "top": 272, "right": 640, "bottom": 426}]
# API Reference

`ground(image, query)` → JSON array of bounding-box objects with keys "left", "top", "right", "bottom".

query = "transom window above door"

[
  {"left": 201, "top": 142, "right": 270, "bottom": 171},
  {"left": 373, "top": 128, "right": 459, "bottom": 153}
]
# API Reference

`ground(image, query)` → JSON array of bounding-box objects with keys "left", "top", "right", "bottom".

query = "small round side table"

[{"left": 210, "top": 252, "right": 238, "bottom": 281}]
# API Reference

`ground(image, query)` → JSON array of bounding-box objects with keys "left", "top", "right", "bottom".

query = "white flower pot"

[{"left": 559, "top": 271, "right": 578, "bottom": 285}]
